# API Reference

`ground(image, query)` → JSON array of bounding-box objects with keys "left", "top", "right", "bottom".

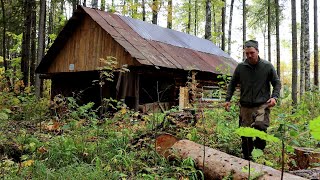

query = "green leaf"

[
  {"left": 0, "top": 112, "right": 8, "bottom": 120},
  {"left": 310, "top": 116, "right": 320, "bottom": 140},
  {"left": 235, "top": 127, "right": 280, "bottom": 142},
  {"left": 252, "top": 149, "right": 264, "bottom": 159},
  {"left": 286, "top": 145, "right": 295, "bottom": 153}
]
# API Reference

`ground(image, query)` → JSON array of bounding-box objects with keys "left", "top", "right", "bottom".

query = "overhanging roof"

[{"left": 36, "top": 6, "right": 238, "bottom": 74}]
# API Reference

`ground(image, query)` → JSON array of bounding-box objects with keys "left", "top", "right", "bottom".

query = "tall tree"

[
  {"left": 227, "top": 0, "right": 235, "bottom": 55},
  {"left": 83, "top": 0, "right": 87, "bottom": 6},
  {"left": 132, "top": 0, "right": 138, "bottom": 18},
  {"left": 221, "top": 0, "right": 226, "bottom": 51},
  {"left": 187, "top": 0, "right": 191, "bottom": 34},
  {"left": 142, "top": 0, "right": 146, "bottom": 21},
  {"left": 314, "top": 0, "right": 319, "bottom": 87},
  {"left": 275, "top": 0, "right": 280, "bottom": 78},
  {"left": 0, "top": 0, "right": 10, "bottom": 89},
  {"left": 292, "top": 0, "right": 298, "bottom": 105},
  {"left": 0, "top": 0, "right": 6, "bottom": 72},
  {"left": 204, "top": 0, "right": 212, "bottom": 39},
  {"left": 267, "top": 0, "right": 271, "bottom": 62},
  {"left": 152, "top": 0, "right": 159, "bottom": 24},
  {"left": 304, "top": 0, "right": 310, "bottom": 91},
  {"left": 243, "top": 0, "right": 246, "bottom": 60},
  {"left": 21, "top": 0, "right": 32, "bottom": 86},
  {"left": 101, "top": 0, "right": 105, "bottom": 10},
  {"left": 167, "top": 0, "right": 173, "bottom": 29},
  {"left": 36, "top": 0, "right": 46, "bottom": 97},
  {"left": 300, "top": 0, "right": 305, "bottom": 95},
  {"left": 30, "top": 0, "right": 36, "bottom": 86},
  {"left": 194, "top": 0, "right": 198, "bottom": 35},
  {"left": 92, "top": 0, "right": 98, "bottom": 8},
  {"left": 69, "top": 0, "right": 80, "bottom": 12}
]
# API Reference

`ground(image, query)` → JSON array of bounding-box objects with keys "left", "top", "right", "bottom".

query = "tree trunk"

[
  {"left": 213, "top": 4, "right": 217, "bottom": 43},
  {"left": 156, "top": 134, "right": 307, "bottom": 180},
  {"left": 30, "top": 0, "right": 36, "bottom": 86},
  {"left": 275, "top": 0, "right": 280, "bottom": 78},
  {"left": 304, "top": 0, "right": 310, "bottom": 91},
  {"left": 35, "top": 0, "right": 46, "bottom": 98},
  {"left": 0, "top": 0, "right": 11, "bottom": 89},
  {"left": 101, "top": 0, "right": 105, "bottom": 11},
  {"left": 47, "top": 0, "right": 54, "bottom": 47},
  {"left": 194, "top": 0, "right": 198, "bottom": 36},
  {"left": 132, "top": 0, "right": 138, "bottom": 18},
  {"left": 72, "top": 0, "right": 78, "bottom": 13},
  {"left": 83, "top": 0, "right": 86, "bottom": 7},
  {"left": 300, "top": 0, "right": 305, "bottom": 96},
  {"left": 221, "top": 0, "right": 226, "bottom": 51},
  {"left": 152, "top": 0, "right": 158, "bottom": 24},
  {"left": 292, "top": 0, "right": 298, "bottom": 105},
  {"left": 167, "top": 0, "right": 172, "bottom": 29},
  {"left": 21, "top": 0, "right": 32, "bottom": 87},
  {"left": 204, "top": 0, "right": 211, "bottom": 40},
  {"left": 243, "top": 0, "right": 246, "bottom": 60},
  {"left": 91, "top": 0, "right": 98, "bottom": 8},
  {"left": 314, "top": 0, "right": 319, "bottom": 88},
  {"left": 267, "top": 0, "right": 271, "bottom": 62},
  {"left": 142, "top": 0, "right": 145, "bottom": 21},
  {"left": 227, "top": 0, "right": 234, "bottom": 55},
  {"left": 187, "top": 0, "right": 191, "bottom": 34},
  {"left": 122, "top": 0, "right": 127, "bottom": 15}
]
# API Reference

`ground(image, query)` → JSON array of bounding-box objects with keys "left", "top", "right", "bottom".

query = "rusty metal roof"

[{"left": 36, "top": 6, "right": 238, "bottom": 74}]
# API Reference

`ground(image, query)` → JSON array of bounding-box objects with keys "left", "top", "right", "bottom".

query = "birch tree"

[
  {"left": 204, "top": 0, "right": 211, "bottom": 39},
  {"left": 303, "top": 0, "right": 310, "bottom": 91}
]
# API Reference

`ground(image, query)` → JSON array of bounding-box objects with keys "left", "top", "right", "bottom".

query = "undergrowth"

[{"left": 0, "top": 86, "right": 320, "bottom": 179}]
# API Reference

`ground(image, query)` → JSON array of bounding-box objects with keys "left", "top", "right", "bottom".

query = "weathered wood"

[
  {"left": 293, "top": 147, "right": 320, "bottom": 169},
  {"left": 48, "top": 15, "right": 135, "bottom": 73},
  {"left": 179, "top": 87, "right": 189, "bottom": 111},
  {"left": 290, "top": 168, "right": 320, "bottom": 179},
  {"left": 156, "top": 135, "right": 307, "bottom": 180}
]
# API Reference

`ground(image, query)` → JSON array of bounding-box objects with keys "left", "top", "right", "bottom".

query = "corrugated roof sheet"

[
  {"left": 36, "top": 6, "right": 238, "bottom": 75},
  {"left": 120, "top": 15, "right": 231, "bottom": 59}
]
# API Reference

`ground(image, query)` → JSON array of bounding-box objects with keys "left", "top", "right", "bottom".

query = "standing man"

[{"left": 224, "top": 40, "right": 281, "bottom": 160}]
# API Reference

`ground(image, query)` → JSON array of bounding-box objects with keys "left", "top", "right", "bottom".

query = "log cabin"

[{"left": 36, "top": 5, "right": 238, "bottom": 112}]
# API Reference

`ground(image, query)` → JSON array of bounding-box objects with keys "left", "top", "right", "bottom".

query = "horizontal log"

[{"left": 156, "top": 134, "right": 307, "bottom": 180}]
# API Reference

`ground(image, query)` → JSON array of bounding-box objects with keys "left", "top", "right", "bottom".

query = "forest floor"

[{"left": 0, "top": 91, "right": 320, "bottom": 179}]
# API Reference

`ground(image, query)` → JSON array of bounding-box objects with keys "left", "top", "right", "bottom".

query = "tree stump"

[{"left": 294, "top": 147, "right": 320, "bottom": 169}]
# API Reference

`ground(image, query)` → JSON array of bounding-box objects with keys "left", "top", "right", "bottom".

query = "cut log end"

[{"left": 155, "top": 133, "right": 178, "bottom": 158}]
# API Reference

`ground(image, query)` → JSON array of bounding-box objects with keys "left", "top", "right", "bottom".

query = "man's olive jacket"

[{"left": 225, "top": 58, "right": 281, "bottom": 107}]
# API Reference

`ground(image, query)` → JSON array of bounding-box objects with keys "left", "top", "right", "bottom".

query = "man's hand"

[
  {"left": 224, "top": 102, "right": 231, "bottom": 112},
  {"left": 267, "top": 98, "right": 277, "bottom": 107}
]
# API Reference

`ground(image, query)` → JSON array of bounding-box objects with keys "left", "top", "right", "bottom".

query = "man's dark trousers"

[{"left": 239, "top": 103, "right": 270, "bottom": 160}]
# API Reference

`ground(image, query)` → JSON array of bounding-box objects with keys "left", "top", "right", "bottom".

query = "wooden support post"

[{"left": 179, "top": 87, "right": 189, "bottom": 111}]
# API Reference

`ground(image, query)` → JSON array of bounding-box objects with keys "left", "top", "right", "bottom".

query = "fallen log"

[{"left": 156, "top": 134, "right": 307, "bottom": 180}]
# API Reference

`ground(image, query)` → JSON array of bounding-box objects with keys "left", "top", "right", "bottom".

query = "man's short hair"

[{"left": 245, "top": 40, "right": 259, "bottom": 50}]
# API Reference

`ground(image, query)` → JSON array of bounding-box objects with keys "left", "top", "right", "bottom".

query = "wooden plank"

[
  {"left": 96, "top": 10, "right": 123, "bottom": 28},
  {"left": 113, "top": 37, "right": 146, "bottom": 60},
  {"left": 148, "top": 41, "right": 183, "bottom": 69},
  {"left": 83, "top": 8, "right": 122, "bottom": 37}
]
